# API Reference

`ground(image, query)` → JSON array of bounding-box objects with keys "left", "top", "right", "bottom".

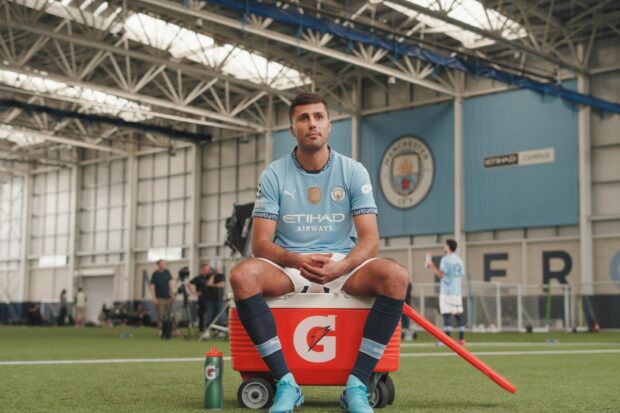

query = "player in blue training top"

[
  {"left": 230, "top": 93, "right": 409, "bottom": 413},
  {"left": 427, "top": 239, "right": 466, "bottom": 345}
]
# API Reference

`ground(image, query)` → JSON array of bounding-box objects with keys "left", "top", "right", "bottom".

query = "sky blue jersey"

[
  {"left": 252, "top": 148, "right": 378, "bottom": 254},
  {"left": 439, "top": 253, "right": 464, "bottom": 295}
]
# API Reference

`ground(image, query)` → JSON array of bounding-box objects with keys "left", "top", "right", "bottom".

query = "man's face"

[
  {"left": 158, "top": 260, "right": 167, "bottom": 270},
  {"left": 201, "top": 265, "right": 210, "bottom": 275},
  {"left": 289, "top": 103, "right": 331, "bottom": 153},
  {"left": 443, "top": 244, "right": 450, "bottom": 255}
]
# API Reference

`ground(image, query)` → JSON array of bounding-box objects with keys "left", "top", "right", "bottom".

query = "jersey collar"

[{"left": 291, "top": 146, "right": 334, "bottom": 174}]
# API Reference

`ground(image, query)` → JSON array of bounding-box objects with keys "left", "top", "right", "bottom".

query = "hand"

[
  {"left": 295, "top": 253, "right": 331, "bottom": 270},
  {"left": 299, "top": 254, "right": 347, "bottom": 285},
  {"left": 152, "top": 298, "right": 158, "bottom": 305},
  {"left": 424, "top": 252, "right": 433, "bottom": 268}
]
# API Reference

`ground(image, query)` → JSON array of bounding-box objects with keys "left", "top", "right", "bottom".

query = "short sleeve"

[
  {"left": 149, "top": 273, "right": 156, "bottom": 285},
  {"left": 349, "top": 163, "right": 378, "bottom": 216},
  {"left": 252, "top": 167, "right": 280, "bottom": 221}
]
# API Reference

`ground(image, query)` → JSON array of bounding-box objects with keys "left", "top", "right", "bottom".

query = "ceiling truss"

[{"left": 0, "top": 0, "right": 617, "bottom": 166}]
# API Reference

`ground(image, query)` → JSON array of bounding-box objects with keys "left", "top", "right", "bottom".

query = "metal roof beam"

[
  {"left": 387, "top": 0, "right": 586, "bottom": 74},
  {"left": 0, "top": 18, "right": 290, "bottom": 99},
  {"left": 0, "top": 124, "right": 130, "bottom": 155},
  {"left": 0, "top": 63, "right": 263, "bottom": 130},
  {"left": 138, "top": 0, "right": 456, "bottom": 96}
]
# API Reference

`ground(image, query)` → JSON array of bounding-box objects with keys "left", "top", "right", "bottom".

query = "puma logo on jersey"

[{"left": 284, "top": 189, "right": 296, "bottom": 200}]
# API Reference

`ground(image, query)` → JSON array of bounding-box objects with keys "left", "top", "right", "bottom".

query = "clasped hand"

[{"left": 298, "top": 253, "right": 346, "bottom": 284}]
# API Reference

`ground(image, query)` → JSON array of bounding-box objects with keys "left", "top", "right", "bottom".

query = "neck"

[{"left": 296, "top": 146, "right": 329, "bottom": 172}]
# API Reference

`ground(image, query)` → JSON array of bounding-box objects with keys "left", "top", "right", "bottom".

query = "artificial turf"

[{"left": 1, "top": 327, "right": 619, "bottom": 412}]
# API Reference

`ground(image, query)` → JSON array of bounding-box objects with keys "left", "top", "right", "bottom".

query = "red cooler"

[{"left": 231, "top": 293, "right": 400, "bottom": 409}]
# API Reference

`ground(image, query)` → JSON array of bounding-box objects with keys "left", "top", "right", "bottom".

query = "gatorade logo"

[
  {"left": 293, "top": 315, "right": 336, "bottom": 363},
  {"left": 205, "top": 364, "right": 217, "bottom": 380}
]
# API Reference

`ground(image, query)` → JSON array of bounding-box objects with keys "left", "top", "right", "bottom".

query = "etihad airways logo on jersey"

[
  {"left": 283, "top": 213, "right": 345, "bottom": 224},
  {"left": 282, "top": 213, "right": 345, "bottom": 233}
]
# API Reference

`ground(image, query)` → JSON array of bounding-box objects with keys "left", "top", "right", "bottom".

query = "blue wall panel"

[
  {"left": 360, "top": 103, "right": 454, "bottom": 237},
  {"left": 464, "top": 87, "right": 578, "bottom": 231},
  {"left": 272, "top": 119, "right": 352, "bottom": 160}
]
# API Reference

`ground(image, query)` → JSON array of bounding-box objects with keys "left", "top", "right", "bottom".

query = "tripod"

[
  {"left": 178, "top": 283, "right": 197, "bottom": 340},
  {"left": 199, "top": 297, "right": 230, "bottom": 341}
]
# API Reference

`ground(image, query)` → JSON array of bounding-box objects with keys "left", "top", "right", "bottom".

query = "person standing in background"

[
  {"left": 149, "top": 259, "right": 176, "bottom": 336},
  {"left": 205, "top": 262, "right": 226, "bottom": 331},
  {"left": 57, "top": 289, "right": 68, "bottom": 326},
  {"left": 188, "top": 263, "right": 211, "bottom": 332},
  {"left": 74, "top": 287, "right": 87, "bottom": 327},
  {"left": 426, "top": 239, "right": 466, "bottom": 345}
]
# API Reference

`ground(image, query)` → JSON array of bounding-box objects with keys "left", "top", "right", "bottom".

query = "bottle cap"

[{"left": 206, "top": 347, "right": 223, "bottom": 357}]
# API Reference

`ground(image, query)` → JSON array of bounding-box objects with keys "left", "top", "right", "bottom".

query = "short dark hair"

[
  {"left": 446, "top": 239, "right": 457, "bottom": 252},
  {"left": 288, "top": 93, "right": 329, "bottom": 124}
]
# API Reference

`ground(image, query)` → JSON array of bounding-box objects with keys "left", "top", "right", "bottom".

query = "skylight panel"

[
  {"left": 382, "top": 0, "right": 527, "bottom": 49},
  {"left": 124, "top": 13, "right": 309, "bottom": 90},
  {"left": 20, "top": 3, "right": 309, "bottom": 90},
  {"left": 0, "top": 68, "right": 151, "bottom": 122},
  {"left": 0, "top": 125, "right": 44, "bottom": 147}
]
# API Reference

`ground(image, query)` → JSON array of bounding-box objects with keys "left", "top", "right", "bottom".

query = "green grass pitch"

[{"left": 1, "top": 326, "right": 619, "bottom": 412}]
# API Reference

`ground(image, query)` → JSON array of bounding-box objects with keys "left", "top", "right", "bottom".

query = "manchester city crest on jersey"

[
  {"left": 380, "top": 136, "right": 434, "bottom": 209},
  {"left": 330, "top": 186, "right": 345, "bottom": 202},
  {"left": 308, "top": 187, "right": 321, "bottom": 204}
]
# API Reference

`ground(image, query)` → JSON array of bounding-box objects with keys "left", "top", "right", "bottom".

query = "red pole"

[{"left": 403, "top": 304, "right": 517, "bottom": 394}]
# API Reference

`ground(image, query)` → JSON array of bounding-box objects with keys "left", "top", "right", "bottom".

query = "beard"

[{"left": 298, "top": 134, "right": 327, "bottom": 153}]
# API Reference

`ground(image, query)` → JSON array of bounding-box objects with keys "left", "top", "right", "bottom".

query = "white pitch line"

[
  {"left": 399, "top": 349, "right": 620, "bottom": 357},
  {"left": 2, "top": 349, "right": 620, "bottom": 366},
  {"left": 400, "top": 342, "right": 620, "bottom": 348},
  {"left": 0, "top": 357, "right": 232, "bottom": 366}
]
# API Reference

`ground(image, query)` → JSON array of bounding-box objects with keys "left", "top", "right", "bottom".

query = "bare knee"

[
  {"left": 230, "top": 261, "right": 261, "bottom": 299},
  {"left": 377, "top": 262, "right": 409, "bottom": 300}
]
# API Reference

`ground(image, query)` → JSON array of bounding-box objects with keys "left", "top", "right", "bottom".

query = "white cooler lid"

[{"left": 230, "top": 292, "right": 375, "bottom": 309}]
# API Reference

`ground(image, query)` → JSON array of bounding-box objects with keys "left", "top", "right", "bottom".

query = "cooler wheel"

[
  {"left": 383, "top": 375, "right": 396, "bottom": 405},
  {"left": 237, "top": 377, "right": 274, "bottom": 409},
  {"left": 369, "top": 380, "right": 390, "bottom": 409}
]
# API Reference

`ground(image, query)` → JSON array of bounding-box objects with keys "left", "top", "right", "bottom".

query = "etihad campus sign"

[{"left": 380, "top": 136, "right": 434, "bottom": 209}]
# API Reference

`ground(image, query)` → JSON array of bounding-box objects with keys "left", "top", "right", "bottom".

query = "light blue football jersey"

[
  {"left": 439, "top": 253, "right": 464, "bottom": 295},
  {"left": 252, "top": 148, "right": 378, "bottom": 254}
]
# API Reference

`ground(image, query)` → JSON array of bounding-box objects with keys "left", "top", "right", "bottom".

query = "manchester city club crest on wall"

[{"left": 380, "top": 136, "right": 434, "bottom": 209}]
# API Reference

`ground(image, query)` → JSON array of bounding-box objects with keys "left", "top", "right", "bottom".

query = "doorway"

[{"left": 82, "top": 275, "right": 114, "bottom": 325}]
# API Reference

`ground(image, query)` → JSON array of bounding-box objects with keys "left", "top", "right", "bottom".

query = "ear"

[{"left": 289, "top": 125, "right": 295, "bottom": 137}]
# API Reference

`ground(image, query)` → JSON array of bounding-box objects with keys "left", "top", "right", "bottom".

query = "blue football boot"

[
  {"left": 269, "top": 373, "right": 304, "bottom": 413},
  {"left": 340, "top": 375, "right": 373, "bottom": 413}
]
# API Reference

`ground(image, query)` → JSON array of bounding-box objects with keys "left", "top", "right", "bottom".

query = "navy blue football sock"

[
  {"left": 443, "top": 313, "right": 453, "bottom": 336},
  {"left": 235, "top": 294, "right": 290, "bottom": 380},
  {"left": 351, "top": 295, "right": 404, "bottom": 385},
  {"left": 455, "top": 314, "right": 465, "bottom": 340}
]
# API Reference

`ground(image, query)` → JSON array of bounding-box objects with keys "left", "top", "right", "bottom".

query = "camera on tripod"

[
  {"left": 178, "top": 267, "right": 190, "bottom": 281},
  {"left": 177, "top": 267, "right": 191, "bottom": 309}
]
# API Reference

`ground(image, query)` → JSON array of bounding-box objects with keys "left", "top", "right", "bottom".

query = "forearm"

[
  {"left": 340, "top": 237, "right": 378, "bottom": 274},
  {"left": 430, "top": 264, "right": 444, "bottom": 278},
  {"left": 253, "top": 239, "right": 301, "bottom": 268}
]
